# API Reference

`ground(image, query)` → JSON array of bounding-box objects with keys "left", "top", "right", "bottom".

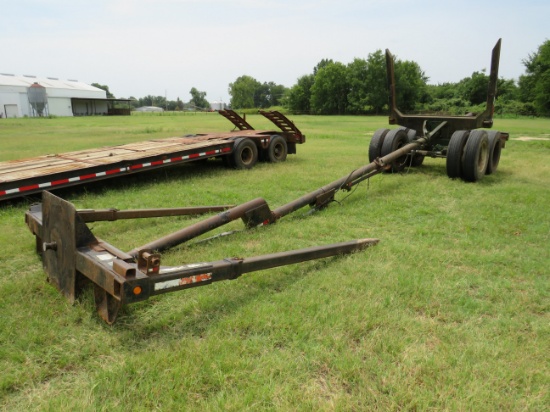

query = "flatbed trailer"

[{"left": 0, "top": 110, "right": 305, "bottom": 202}]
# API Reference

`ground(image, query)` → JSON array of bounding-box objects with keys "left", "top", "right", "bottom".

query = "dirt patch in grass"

[{"left": 514, "top": 136, "right": 550, "bottom": 141}]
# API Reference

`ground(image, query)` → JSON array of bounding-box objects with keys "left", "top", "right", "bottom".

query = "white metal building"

[
  {"left": 210, "top": 100, "right": 228, "bottom": 111},
  {"left": 0, "top": 74, "right": 108, "bottom": 118}
]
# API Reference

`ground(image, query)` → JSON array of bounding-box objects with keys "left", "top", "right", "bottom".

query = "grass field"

[{"left": 0, "top": 113, "right": 548, "bottom": 411}]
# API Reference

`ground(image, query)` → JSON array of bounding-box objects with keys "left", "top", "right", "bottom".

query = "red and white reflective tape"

[
  {"left": 0, "top": 146, "right": 231, "bottom": 197},
  {"left": 154, "top": 273, "right": 213, "bottom": 291}
]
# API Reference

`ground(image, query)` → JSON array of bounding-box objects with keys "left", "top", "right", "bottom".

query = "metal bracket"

[
  {"left": 241, "top": 202, "right": 274, "bottom": 227},
  {"left": 41, "top": 191, "right": 97, "bottom": 303},
  {"left": 313, "top": 189, "right": 336, "bottom": 209}
]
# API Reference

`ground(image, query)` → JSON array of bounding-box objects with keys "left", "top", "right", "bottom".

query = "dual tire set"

[
  {"left": 445, "top": 129, "right": 502, "bottom": 182},
  {"left": 369, "top": 128, "right": 503, "bottom": 182},
  {"left": 369, "top": 127, "right": 425, "bottom": 173},
  {"left": 224, "top": 135, "right": 288, "bottom": 169}
]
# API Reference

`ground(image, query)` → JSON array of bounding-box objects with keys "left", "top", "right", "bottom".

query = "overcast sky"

[{"left": 1, "top": 0, "right": 548, "bottom": 103}]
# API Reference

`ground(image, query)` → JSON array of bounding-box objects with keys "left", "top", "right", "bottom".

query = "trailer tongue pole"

[{"left": 272, "top": 138, "right": 428, "bottom": 219}]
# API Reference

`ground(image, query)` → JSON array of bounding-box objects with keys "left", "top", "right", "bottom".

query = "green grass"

[{"left": 0, "top": 114, "right": 548, "bottom": 411}]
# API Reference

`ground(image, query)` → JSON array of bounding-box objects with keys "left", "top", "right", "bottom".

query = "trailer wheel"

[
  {"left": 399, "top": 126, "right": 417, "bottom": 142},
  {"left": 267, "top": 135, "right": 288, "bottom": 163},
  {"left": 462, "top": 129, "right": 489, "bottom": 182},
  {"left": 399, "top": 127, "right": 424, "bottom": 167},
  {"left": 231, "top": 138, "right": 258, "bottom": 169},
  {"left": 222, "top": 154, "right": 234, "bottom": 168},
  {"left": 369, "top": 128, "right": 389, "bottom": 162},
  {"left": 380, "top": 128, "right": 409, "bottom": 172},
  {"left": 408, "top": 152, "right": 425, "bottom": 167},
  {"left": 446, "top": 130, "right": 470, "bottom": 179},
  {"left": 486, "top": 130, "right": 502, "bottom": 175}
]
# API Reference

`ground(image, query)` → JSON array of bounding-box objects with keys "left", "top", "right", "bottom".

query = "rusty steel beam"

[
  {"left": 77, "top": 205, "right": 235, "bottom": 222},
  {"left": 88, "top": 237, "right": 379, "bottom": 323},
  {"left": 150, "top": 238, "right": 379, "bottom": 297},
  {"left": 126, "top": 197, "right": 272, "bottom": 257}
]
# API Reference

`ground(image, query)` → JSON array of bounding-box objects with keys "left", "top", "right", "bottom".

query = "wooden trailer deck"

[{"left": 0, "top": 110, "right": 305, "bottom": 202}]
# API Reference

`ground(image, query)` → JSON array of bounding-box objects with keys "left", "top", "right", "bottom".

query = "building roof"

[
  {"left": 134, "top": 106, "right": 164, "bottom": 112},
  {"left": 0, "top": 73, "right": 102, "bottom": 92}
]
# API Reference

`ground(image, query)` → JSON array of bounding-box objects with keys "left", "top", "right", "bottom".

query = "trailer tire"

[
  {"left": 380, "top": 128, "right": 409, "bottom": 172},
  {"left": 408, "top": 152, "right": 425, "bottom": 167},
  {"left": 267, "top": 135, "right": 288, "bottom": 163},
  {"left": 222, "top": 155, "right": 234, "bottom": 168},
  {"left": 400, "top": 127, "right": 424, "bottom": 167},
  {"left": 231, "top": 138, "right": 258, "bottom": 169},
  {"left": 369, "top": 128, "right": 389, "bottom": 162},
  {"left": 399, "top": 126, "right": 417, "bottom": 142},
  {"left": 486, "top": 130, "right": 502, "bottom": 175},
  {"left": 446, "top": 130, "right": 470, "bottom": 179},
  {"left": 462, "top": 129, "right": 489, "bottom": 182}
]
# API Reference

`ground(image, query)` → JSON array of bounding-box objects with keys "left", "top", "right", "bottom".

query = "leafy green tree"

[
  {"left": 426, "top": 83, "right": 459, "bottom": 100},
  {"left": 189, "top": 87, "right": 210, "bottom": 110},
  {"left": 91, "top": 83, "right": 114, "bottom": 98},
  {"left": 253, "top": 81, "right": 286, "bottom": 108},
  {"left": 457, "top": 71, "right": 490, "bottom": 105},
  {"left": 153, "top": 96, "right": 166, "bottom": 108},
  {"left": 519, "top": 39, "right": 550, "bottom": 116},
  {"left": 128, "top": 96, "right": 139, "bottom": 108},
  {"left": 228, "top": 75, "right": 261, "bottom": 109},
  {"left": 394, "top": 60, "right": 429, "bottom": 111},
  {"left": 228, "top": 77, "right": 286, "bottom": 109},
  {"left": 362, "top": 50, "right": 388, "bottom": 114},
  {"left": 314, "top": 59, "right": 334, "bottom": 75},
  {"left": 496, "top": 78, "right": 519, "bottom": 102},
  {"left": 346, "top": 58, "right": 369, "bottom": 114},
  {"left": 310, "top": 62, "right": 350, "bottom": 114},
  {"left": 137, "top": 95, "right": 167, "bottom": 108},
  {"left": 267, "top": 82, "right": 287, "bottom": 107},
  {"left": 286, "top": 74, "right": 314, "bottom": 113}
]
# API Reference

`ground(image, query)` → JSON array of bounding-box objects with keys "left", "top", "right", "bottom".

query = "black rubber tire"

[
  {"left": 399, "top": 126, "right": 418, "bottom": 142},
  {"left": 231, "top": 138, "right": 258, "bottom": 169},
  {"left": 397, "top": 127, "right": 424, "bottom": 167},
  {"left": 446, "top": 130, "right": 470, "bottom": 179},
  {"left": 486, "top": 130, "right": 502, "bottom": 175},
  {"left": 369, "top": 128, "right": 389, "bottom": 162},
  {"left": 222, "top": 154, "right": 234, "bottom": 168},
  {"left": 267, "top": 135, "right": 288, "bottom": 163},
  {"left": 380, "top": 128, "right": 409, "bottom": 173},
  {"left": 462, "top": 129, "right": 489, "bottom": 182},
  {"left": 409, "top": 152, "right": 425, "bottom": 167}
]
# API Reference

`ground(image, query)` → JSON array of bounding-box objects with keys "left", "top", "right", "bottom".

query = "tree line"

[
  {"left": 227, "top": 39, "right": 550, "bottom": 117},
  {"left": 91, "top": 85, "right": 215, "bottom": 112},
  {"left": 100, "top": 39, "right": 550, "bottom": 117}
]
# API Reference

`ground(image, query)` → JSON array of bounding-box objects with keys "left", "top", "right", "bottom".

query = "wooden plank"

[
  {"left": 1, "top": 161, "right": 94, "bottom": 181},
  {"left": 58, "top": 148, "right": 138, "bottom": 161},
  {"left": 0, "top": 157, "right": 75, "bottom": 175},
  {"left": 0, "top": 138, "right": 233, "bottom": 183}
]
